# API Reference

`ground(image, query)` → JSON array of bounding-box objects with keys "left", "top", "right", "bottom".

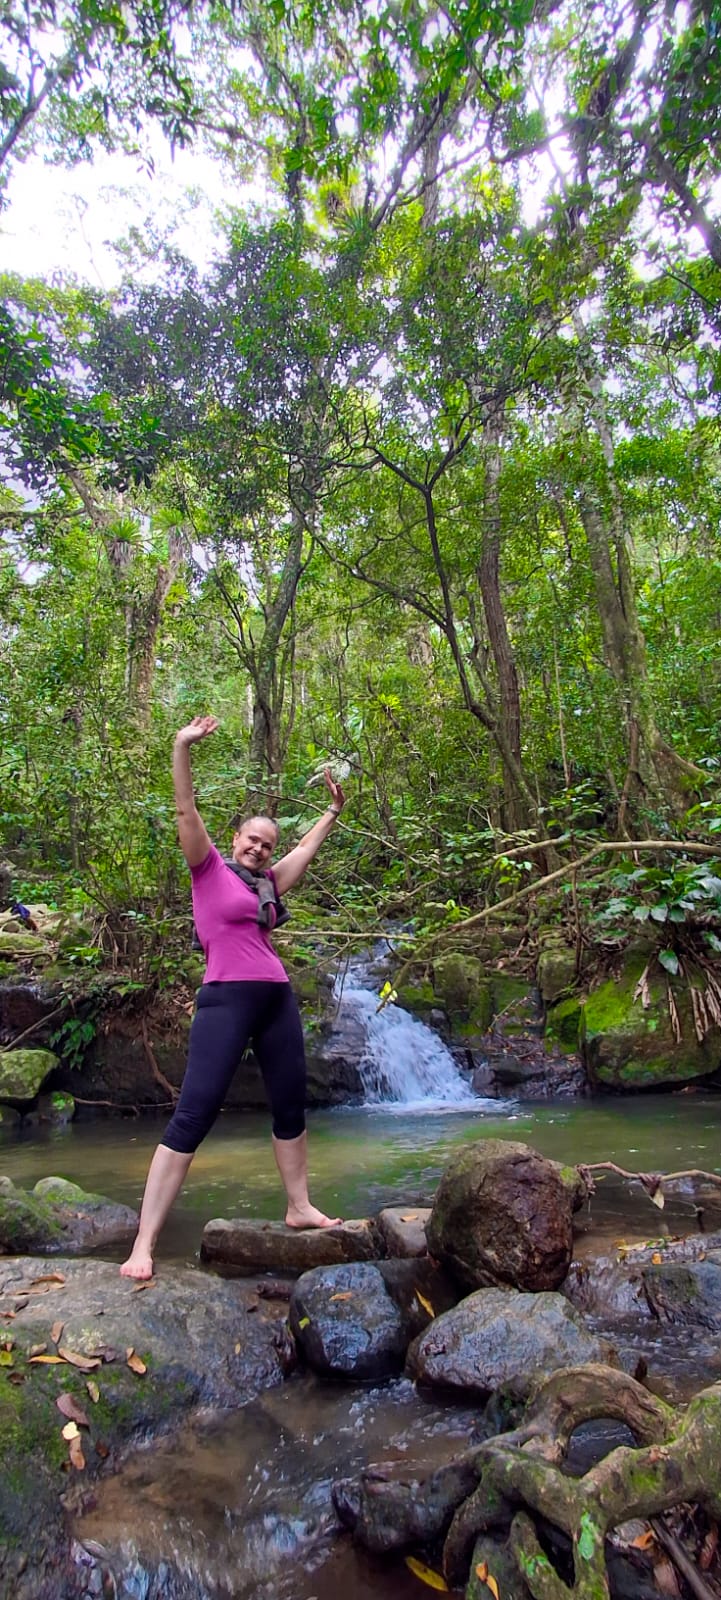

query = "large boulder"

[
  {"left": 0, "top": 1255, "right": 290, "bottom": 1599},
  {"left": 289, "top": 1261, "right": 408, "bottom": 1380},
  {"left": 425, "top": 1138, "right": 584, "bottom": 1293},
  {"left": 0, "top": 1047, "right": 58, "bottom": 1105},
  {"left": 0, "top": 1177, "right": 138, "bottom": 1254},
  {"left": 581, "top": 950, "right": 721, "bottom": 1089},
  {"left": 406, "top": 1287, "right": 615, "bottom": 1397}
]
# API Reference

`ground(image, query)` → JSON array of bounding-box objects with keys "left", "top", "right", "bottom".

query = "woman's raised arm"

[{"left": 173, "top": 717, "right": 218, "bottom": 868}]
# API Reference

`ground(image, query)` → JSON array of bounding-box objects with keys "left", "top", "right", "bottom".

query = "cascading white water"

[{"left": 334, "top": 965, "right": 482, "bottom": 1109}]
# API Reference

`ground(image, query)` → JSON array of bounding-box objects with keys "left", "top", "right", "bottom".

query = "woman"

[{"left": 120, "top": 715, "right": 345, "bottom": 1280}]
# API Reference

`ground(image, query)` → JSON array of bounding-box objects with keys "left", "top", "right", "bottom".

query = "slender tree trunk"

[
  {"left": 477, "top": 420, "right": 528, "bottom": 831},
  {"left": 572, "top": 313, "right": 704, "bottom": 815}
]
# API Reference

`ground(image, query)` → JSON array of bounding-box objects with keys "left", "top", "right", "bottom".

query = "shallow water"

[
  {"left": 73, "top": 1375, "right": 481, "bottom": 1600},
  {"left": 2, "top": 1092, "right": 720, "bottom": 1263}
]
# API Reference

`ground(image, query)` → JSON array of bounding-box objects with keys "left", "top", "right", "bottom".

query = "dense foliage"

[{"left": 1, "top": 0, "right": 720, "bottom": 977}]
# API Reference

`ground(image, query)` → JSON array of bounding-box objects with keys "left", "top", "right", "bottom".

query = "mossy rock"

[
  {"left": 0, "top": 1048, "right": 58, "bottom": 1105},
  {"left": 491, "top": 974, "right": 537, "bottom": 1029},
  {"left": 433, "top": 954, "right": 492, "bottom": 1028},
  {"left": 0, "top": 1185, "right": 64, "bottom": 1252},
  {"left": 544, "top": 996, "right": 582, "bottom": 1054},
  {"left": 0, "top": 1105, "right": 22, "bottom": 1134},
  {"left": 536, "top": 941, "right": 576, "bottom": 1005},
  {"left": 396, "top": 982, "right": 438, "bottom": 1020},
  {"left": 582, "top": 954, "right": 721, "bottom": 1090},
  {"left": 0, "top": 931, "right": 49, "bottom": 958}
]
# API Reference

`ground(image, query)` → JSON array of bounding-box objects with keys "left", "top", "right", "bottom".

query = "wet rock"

[
  {"left": 290, "top": 1261, "right": 408, "bottom": 1379},
  {"left": 406, "top": 1287, "right": 615, "bottom": 1398},
  {"left": 24, "top": 1090, "right": 76, "bottom": 1128},
  {"left": 426, "top": 1139, "right": 584, "bottom": 1293},
  {"left": 642, "top": 1255, "right": 721, "bottom": 1330},
  {"left": 200, "top": 1216, "right": 379, "bottom": 1275},
  {"left": 0, "top": 1254, "right": 289, "bottom": 1598},
  {"left": 0, "top": 1047, "right": 58, "bottom": 1104},
  {"left": 0, "top": 1177, "right": 138, "bottom": 1254},
  {"left": 375, "top": 1206, "right": 431, "bottom": 1258},
  {"left": 0, "top": 1104, "right": 22, "bottom": 1133}
]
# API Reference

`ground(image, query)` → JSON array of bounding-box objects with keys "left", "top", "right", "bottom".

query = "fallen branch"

[{"left": 584, "top": 1161, "right": 721, "bottom": 1195}]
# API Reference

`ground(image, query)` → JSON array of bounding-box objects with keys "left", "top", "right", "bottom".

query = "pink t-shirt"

[{"left": 190, "top": 845, "right": 288, "bottom": 984}]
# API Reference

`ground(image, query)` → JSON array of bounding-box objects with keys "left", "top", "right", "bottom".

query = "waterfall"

[{"left": 334, "top": 964, "right": 483, "bottom": 1109}]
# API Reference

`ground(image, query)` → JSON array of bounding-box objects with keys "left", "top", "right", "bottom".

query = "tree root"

[{"left": 334, "top": 1363, "right": 721, "bottom": 1599}]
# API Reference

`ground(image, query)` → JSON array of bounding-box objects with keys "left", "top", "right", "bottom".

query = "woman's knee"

[{"left": 272, "top": 1107, "right": 306, "bottom": 1141}]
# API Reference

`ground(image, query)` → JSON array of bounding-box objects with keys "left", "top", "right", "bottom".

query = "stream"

[{"left": 2, "top": 966, "right": 721, "bottom": 1598}]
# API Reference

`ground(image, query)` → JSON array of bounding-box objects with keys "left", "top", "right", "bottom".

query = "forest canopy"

[{"left": 1, "top": 0, "right": 720, "bottom": 973}]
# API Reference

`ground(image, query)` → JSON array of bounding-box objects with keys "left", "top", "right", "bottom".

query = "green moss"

[
  {"left": 396, "top": 983, "right": 438, "bottom": 1018},
  {"left": 545, "top": 996, "right": 582, "bottom": 1053},
  {"left": 0, "top": 1048, "right": 59, "bottom": 1102},
  {"left": 491, "top": 975, "right": 534, "bottom": 1016}
]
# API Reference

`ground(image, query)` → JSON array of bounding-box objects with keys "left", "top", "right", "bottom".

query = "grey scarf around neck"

[{"left": 222, "top": 859, "right": 290, "bottom": 929}]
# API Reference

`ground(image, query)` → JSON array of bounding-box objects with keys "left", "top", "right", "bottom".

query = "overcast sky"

[{"left": 1, "top": 137, "right": 253, "bottom": 288}]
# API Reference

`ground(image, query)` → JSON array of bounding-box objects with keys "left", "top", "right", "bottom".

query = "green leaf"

[
  {"left": 649, "top": 904, "right": 668, "bottom": 922},
  {"left": 577, "top": 1512, "right": 599, "bottom": 1561},
  {"left": 658, "top": 949, "right": 679, "bottom": 975}
]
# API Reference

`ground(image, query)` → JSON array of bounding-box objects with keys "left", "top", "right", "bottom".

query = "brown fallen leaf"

[
  {"left": 61, "top": 1420, "right": 80, "bottom": 1442},
  {"left": 29, "top": 1354, "right": 65, "bottom": 1365},
  {"left": 57, "top": 1393, "right": 90, "bottom": 1429},
  {"left": 50, "top": 1321, "right": 64, "bottom": 1346},
  {"left": 652, "top": 1556, "right": 681, "bottom": 1597},
  {"left": 329, "top": 1291, "right": 353, "bottom": 1302},
  {"left": 28, "top": 1343, "right": 47, "bottom": 1358},
  {"left": 30, "top": 1274, "right": 65, "bottom": 1286},
  {"left": 400, "top": 1213, "right": 419, "bottom": 1222},
  {"left": 95, "top": 1440, "right": 110, "bottom": 1460},
  {"left": 12, "top": 1296, "right": 28, "bottom": 1311},
  {"left": 125, "top": 1347, "right": 147, "bottom": 1376},
  {"left": 57, "top": 1348, "right": 102, "bottom": 1372},
  {"left": 651, "top": 1252, "right": 663, "bottom": 1265},
  {"left": 415, "top": 1291, "right": 435, "bottom": 1318},
  {"left": 0, "top": 1310, "right": 16, "bottom": 1321},
  {"left": 234, "top": 1342, "right": 241, "bottom": 1355},
  {"left": 7, "top": 1371, "right": 25, "bottom": 1386},
  {"left": 86, "top": 1380, "right": 100, "bottom": 1404},
  {"left": 68, "top": 1434, "right": 86, "bottom": 1471},
  {"left": 132, "top": 1279, "right": 156, "bottom": 1293},
  {"left": 631, "top": 1530, "right": 656, "bottom": 1551}
]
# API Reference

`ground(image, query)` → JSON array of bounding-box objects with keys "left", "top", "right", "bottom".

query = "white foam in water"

[{"left": 334, "top": 968, "right": 487, "bottom": 1109}]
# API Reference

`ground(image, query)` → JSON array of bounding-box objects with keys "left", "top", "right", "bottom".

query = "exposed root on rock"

[{"left": 334, "top": 1363, "right": 721, "bottom": 1598}]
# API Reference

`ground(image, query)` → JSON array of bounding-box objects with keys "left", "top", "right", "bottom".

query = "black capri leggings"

[{"left": 161, "top": 981, "right": 307, "bottom": 1154}]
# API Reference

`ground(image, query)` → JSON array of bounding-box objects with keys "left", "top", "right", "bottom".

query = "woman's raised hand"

[
  {"left": 175, "top": 716, "right": 219, "bottom": 746},
  {"left": 323, "top": 766, "right": 346, "bottom": 814}
]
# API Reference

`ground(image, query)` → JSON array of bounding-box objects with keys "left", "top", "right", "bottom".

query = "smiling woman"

[{"left": 120, "top": 715, "right": 346, "bottom": 1280}]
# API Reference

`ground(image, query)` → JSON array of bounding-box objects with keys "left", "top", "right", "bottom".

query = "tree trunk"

[
  {"left": 477, "top": 420, "right": 529, "bottom": 832},
  {"left": 572, "top": 314, "right": 704, "bottom": 816}
]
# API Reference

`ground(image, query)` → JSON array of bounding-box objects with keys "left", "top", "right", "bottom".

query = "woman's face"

[{"left": 231, "top": 817, "right": 278, "bottom": 874}]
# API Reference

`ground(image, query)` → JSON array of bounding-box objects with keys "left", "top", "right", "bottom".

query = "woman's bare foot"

[
  {"left": 119, "top": 1243, "right": 155, "bottom": 1279},
  {"left": 285, "top": 1204, "right": 342, "bottom": 1230}
]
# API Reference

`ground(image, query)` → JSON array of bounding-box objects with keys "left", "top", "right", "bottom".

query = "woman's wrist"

[{"left": 327, "top": 805, "right": 341, "bottom": 817}]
